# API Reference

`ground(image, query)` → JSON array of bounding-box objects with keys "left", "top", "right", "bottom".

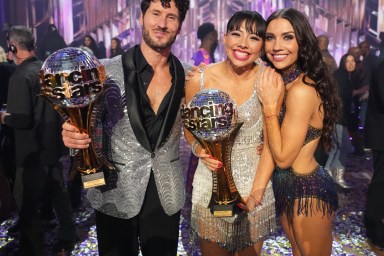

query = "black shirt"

[
  {"left": 334, "top": 70, "right": 354, "bottom": 126},
  {"left": 4, "top": 56, "right": 63, "bottom": 167},
  {"left": 0, "top": 61, "right": 16, "bottom": 105},
  {"left": 135, "top": 46, "right": 174, "bottom": 151}
]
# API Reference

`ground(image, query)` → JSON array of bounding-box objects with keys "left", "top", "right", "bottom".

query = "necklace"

[{"left": 279, "top": 63, "right": 302, "bottom": 85}]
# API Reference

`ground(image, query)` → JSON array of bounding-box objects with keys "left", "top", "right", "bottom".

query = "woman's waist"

[{"left": 275, "top": 159, "right": 320, "bottom": 176}]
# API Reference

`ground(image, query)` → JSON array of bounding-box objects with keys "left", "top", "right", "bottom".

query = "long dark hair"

[
  {"left": 266, "top": 8, "right": 340, "bottom": 152},
  {"left": 83, "top": 35, "right": 100, "bottom": 58},
  {"left": 335, "top": 53, "right": 361, "bottom": 95},
  {"left": 110, "top": 37, "right": 123, "bottom": 58}
]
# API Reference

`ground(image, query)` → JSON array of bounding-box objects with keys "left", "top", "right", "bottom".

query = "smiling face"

[
  {"left": 265, "top": 18, "right": 299, "bottom": 70},
  {"left": 224, "top": 21, "right": 263, "bottom": 69},
  {"left": 140, "top": 0, "right": 181, "bottom": 51}
]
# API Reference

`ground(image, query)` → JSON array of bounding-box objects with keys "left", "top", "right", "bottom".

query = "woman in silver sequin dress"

[{"left": 184, "top": 11, "right": 276, "bottom": 255}]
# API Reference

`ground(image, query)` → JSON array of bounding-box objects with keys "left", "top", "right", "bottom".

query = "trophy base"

[
  {"left": 210, "top": 204, "right": 241, "bottom": 217},
  {"left": 81, "top": 172, "right": 106, "bottom": 189}
]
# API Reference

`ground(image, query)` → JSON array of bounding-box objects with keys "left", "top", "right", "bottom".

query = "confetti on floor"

[{"left": 0, "top": 139, "right": 377, "bottom": 255}]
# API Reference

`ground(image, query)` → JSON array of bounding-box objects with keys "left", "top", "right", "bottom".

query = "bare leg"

[
  {"left": 287, "top": 199, "right": 334, "bottom": 256},
  {"left": 199, "top": 238, "right": 264, "bottom": 256},
  {"left": 292, "top": 211, "right": 333, "bottom": 255},
  {"left": 236, "top": 240, "right": 264, "bottom": 256},
  {"left": 199, "top": 238, "right": 230, "bottom": 256},
  {"left": 280, "top": 213, "right": 302, "bottom": 256}
]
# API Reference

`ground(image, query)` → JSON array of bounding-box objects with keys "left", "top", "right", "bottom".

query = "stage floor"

[{"left": 0, "top": 138, "right": 377, "bottom": 255}]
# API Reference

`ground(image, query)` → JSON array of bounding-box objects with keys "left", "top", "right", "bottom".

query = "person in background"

[
  {"left": 37, "top": 24, "right": 67, "bottom": 60},
  {"left": 81, "top": 34, "right": 100, "bottom": 58},
  {"left": 257, "top": 8, "right": 339, "bottom": 255},
  {"left": 364, "top": 57, "right": 384, "bottom": 255},
  {"left": 324, "top": 53, "right": 356, "bottom": 188},
  {"left": 314, "top": 34, "right": 338, "bottom": 166},
  {"left": 61, "top": 0, "right": 190, "bottom": 255},
  {"left": 317, "top": 34, "right": 338, "bottom": 75},
  {"left": 347, "top": 46, "right": 366, "bottom": 156},
  {"left": 191, "top": 22, "right": 218, "bottom": 65},
  {"left": 378, "top": 32, "right": 384, "bottom": 63},
  {"left": 98, "top": 41, "right": 107, "bottom": 59},
  {"left": 0, "top": 25, "right": 78, "bottom": 255},
  {"left": 0, "top": 47, "right": 16, "bottom": 223},
  {"left": 358, "top": 41, "right": 378, "bottom": 127},
  {"left": 109, "top": 37, "right": 124, "bottom": 58}
]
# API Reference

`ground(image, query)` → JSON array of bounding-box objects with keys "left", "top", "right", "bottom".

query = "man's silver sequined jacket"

[{"left": 86, "top": 52, "right": 186, "bottom": 219}]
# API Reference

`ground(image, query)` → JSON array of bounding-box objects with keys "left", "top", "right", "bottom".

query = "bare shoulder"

[
  {"left": 287, "top": 77, "right": 320, "bottom": 105},
  {"left": 289, "top": 75, "right": 317, "bottom": 94}
]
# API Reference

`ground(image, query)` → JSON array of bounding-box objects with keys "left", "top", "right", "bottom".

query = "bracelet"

[
  {"left": 191, "top": 140, "right": 200, "bottom": 156},
  {"left": 249, "top": 194, "right": 262, "bottom": 205},
  {"left": 265, "top": 114, "right": 278, "bottom": 120}
]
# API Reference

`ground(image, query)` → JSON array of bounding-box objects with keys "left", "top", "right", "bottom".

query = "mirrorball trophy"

[
  {"left": 39, "top": 47, "right": 115, "bottom": 189},
  {"left": 181, "top": 89, "right": 244, "bottom": 217}
]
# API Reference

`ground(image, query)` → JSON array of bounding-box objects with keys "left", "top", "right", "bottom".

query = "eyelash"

[
  {"left": 265, "top": 35, "right": 294, "bottom": 41},
  {"left": 230, "top": 32, "right": 259, "bottom": 40}
]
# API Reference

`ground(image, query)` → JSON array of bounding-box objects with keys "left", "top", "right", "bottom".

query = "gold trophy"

[
  {"left": 181, "top": 89, "right": 245, "bottom": 217},
  {"left": 39, "top": 47, "right": 115, "bottom": 189}
]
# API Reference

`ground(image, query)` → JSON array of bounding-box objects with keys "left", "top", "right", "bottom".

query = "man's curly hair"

[{"left": 141, "top": 0, "right": 190, "bottom": 23}]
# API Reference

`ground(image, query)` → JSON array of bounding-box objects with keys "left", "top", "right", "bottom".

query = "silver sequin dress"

[{"left": 190, "top": 68, "right": 276, "bottom": 252}]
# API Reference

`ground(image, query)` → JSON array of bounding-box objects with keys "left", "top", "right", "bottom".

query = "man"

[
  {"left": 315, "top": 35, "right": 338, "bottom": 166},
  {"left": 364, "top": 58, "right": 384, "bottom": 255},
  {"left": 37, "top": 24, "right": 67, "bottom": 60},
  {"left": 379, "top": 32, "right": 384, "bottom": 63},
  {"left": 62, "top": 0, "right": 190, "bottom": 255},
  {"left": 358, "top": 41, "right": 378, "bottom": 126},
  {"left": 0, "top": 26, "right": 78, "bottom": 256},
  {"left": 317, "top": 35, "right": 338, "bottom": 74},
  {"left": 348, "top": 46, "right": 367, "bottom": 156},
  {"left": 0, "top": 48, "right": 16, "bottom": 222}
]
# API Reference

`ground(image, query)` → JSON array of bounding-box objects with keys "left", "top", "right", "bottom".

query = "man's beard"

[{"left": 142, "top": 26, "right": 177, "bottom": 50}]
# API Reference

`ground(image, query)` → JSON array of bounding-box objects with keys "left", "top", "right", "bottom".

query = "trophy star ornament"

[
  {"left": 39, "top": 47, "right": 115, "bottom": 189},
  {"left": 181, "top": 89, "right": 245, "bottom": 217}
]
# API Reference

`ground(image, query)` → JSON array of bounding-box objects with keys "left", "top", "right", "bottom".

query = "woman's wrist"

[
  {"left": 250, "top": 188, "right": 265, "bottom": 203},
  {"left": 263, "top": 109, "right": 277, "bottom": 117},
  {"left": 265, "top": 114, "right": 278, "bottom": 120}
]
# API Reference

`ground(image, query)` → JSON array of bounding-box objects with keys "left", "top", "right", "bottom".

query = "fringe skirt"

[
  {"left": 273, "top": 165, "right": 338, "bottom": 218},
  {"left": 190, "top": 185, "right": 276, "bottom": 252}
]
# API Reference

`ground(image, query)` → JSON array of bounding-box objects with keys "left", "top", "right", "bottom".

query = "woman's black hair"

[{"left": 226, "top": 11, "right": 266, "bottom": 39}]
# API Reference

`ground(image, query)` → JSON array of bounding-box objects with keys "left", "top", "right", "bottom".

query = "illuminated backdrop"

[{"left": 0, "top": 0, "right": 383, "bottom": 64}]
